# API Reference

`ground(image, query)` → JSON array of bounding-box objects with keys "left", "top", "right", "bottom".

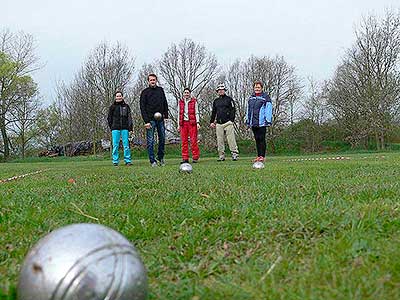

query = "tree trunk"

[
  {"left": 380, "top": 132, "right": 385, "bottom": 150},
  {"left": 22, "top": 133, "right": 25, "bottom": 159},
  {"left": 0, "top": 124, "right": 10, "bottom": 158},
  {"left": 375, "top": 131, "right": 380, "bottom": 150}
]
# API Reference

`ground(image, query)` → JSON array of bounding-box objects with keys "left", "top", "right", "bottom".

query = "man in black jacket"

[
  {"left": 107, "top": 90, "right": 133, "bottom": 166},
  {"left": 140, "top": 74, "right": 169, "bottom": 167},
  {"left": 210, "top": 83, "right": 239, "bottom": 161}
]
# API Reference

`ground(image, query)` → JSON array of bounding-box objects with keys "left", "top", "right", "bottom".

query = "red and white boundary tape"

[
  {"left": 284, "top": 155, "right": 386, "bottom": 162},
  {"left": 0, "top": 170, "right": 45, "bottom": 183},
  {"left": 284, "top": 156, "right": 350, "bottom": 162}
]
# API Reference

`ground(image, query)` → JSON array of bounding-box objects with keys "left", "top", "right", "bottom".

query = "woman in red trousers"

[{"left": 178, "top": 88, "right": 200, "bottom": 163}]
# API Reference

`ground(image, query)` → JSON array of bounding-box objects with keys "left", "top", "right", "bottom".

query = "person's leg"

[
  {"left": 252, "top": 126, "right": 266, "bottom": 159},
  {"left": 224, "top": 121, "right": 239, "bottom": 159},
  {"left": 156, "top": 120, "right": 166, "bottom": 163},
  {"left": 111, "top": 130, "right": 121, "bottom": 165},
  {"left": 189, "top": 123, "right": 200, "bottom": 161},
  {"left": 121, "top": 129, "right": 132, "bottom": 164},
  {"left": 259, "top": 126, "right": 267, "bottom": 158},
  {"left": 215, "top": 123, "right": 225, "bottom": 160},
  {"left": 180, "top": 122, "right": 189, "bottom": 161},
  {"left": 252, "top": 127, "right": 262, "bottom": 158},
  {"left": 146, "top": 121, "right": 156, "bottom": 163}
]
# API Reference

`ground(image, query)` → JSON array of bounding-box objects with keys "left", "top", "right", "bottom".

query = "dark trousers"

[{"left": 251, "top": 126, "right": 267, "bottom": 157}]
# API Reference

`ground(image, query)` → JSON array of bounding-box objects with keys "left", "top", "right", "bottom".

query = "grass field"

[{"left": 1, "top": 153, "right": 400, "bottom": 299}]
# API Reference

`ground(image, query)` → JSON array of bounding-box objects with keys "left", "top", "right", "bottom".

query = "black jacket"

[
  {"left": 107, "top": 101, "right": 133, "bottom": 131},
  {"left": 140, "top": 86, "right": 169, "bottom": 123},
  {"left": 210, "top": 95, "right": 236, "bottom": 124}
]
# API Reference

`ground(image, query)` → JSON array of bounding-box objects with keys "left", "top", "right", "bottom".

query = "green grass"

[{"left": 1, "top": 153, "right": 400, "bottom": 299}]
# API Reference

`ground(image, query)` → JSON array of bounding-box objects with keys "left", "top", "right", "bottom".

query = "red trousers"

[{"left": 180, "top": 121, "right": 200, "bottom": 160}]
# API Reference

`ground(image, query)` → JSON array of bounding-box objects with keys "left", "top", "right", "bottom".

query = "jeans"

[
  {"left": 112, "top": 129, "right": 131, "bottom": 164},
  {"left": 146, "top": 120, "right": 165, "bottom": 163}
]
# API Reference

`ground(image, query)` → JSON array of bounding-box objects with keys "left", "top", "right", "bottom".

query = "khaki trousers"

[{"left": 215, "top": 121, "right": 238, "bottom": 157}]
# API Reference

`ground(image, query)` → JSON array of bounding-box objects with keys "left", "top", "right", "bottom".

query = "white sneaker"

[{"left": 151, "top": 162, "right": 158, "bottom": 167}]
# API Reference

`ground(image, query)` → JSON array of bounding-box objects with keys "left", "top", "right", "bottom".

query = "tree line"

[{"left": 1, "top": 10, "right": 400, "bottom": 159}]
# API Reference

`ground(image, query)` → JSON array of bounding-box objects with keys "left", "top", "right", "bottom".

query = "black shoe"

[
  {"left": 192, "top": 159, "right": 198, "bottom": 163},
  {"left": 113, "top": 163, "right": 119, "bottom": 166},
  {"left": 180, "top": 160, "right": 189, "bottom": 164},
  {"left": 125, "top": 162, "right": 132, "bottom": 166},
  {"left": 217, "top": 157, "right": 225, "bottom": 162}
]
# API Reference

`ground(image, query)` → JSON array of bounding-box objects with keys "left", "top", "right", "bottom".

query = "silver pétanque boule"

[
  {"left": 153, "top": 112, "right": 162, "bottom": 120},
  {"left": 179, "top": 162, "right": 193, "bottom": 173},
  {"left": 17, "top": 223, "right": 147, "bottom": 300},
  {"left": 252, "top": 161, "right": 265, "bottom": 169}
]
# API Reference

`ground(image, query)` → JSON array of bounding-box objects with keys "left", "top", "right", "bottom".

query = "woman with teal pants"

[{"left": 107, "top": 91, "right": 133, "bottom": 166}]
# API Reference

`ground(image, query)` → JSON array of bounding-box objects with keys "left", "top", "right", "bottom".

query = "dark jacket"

[
  {"left": 210, "top": 95, "right": 236, "bottom": 124},
  {"left": 140, "top": 86, "right": 169, "bottom": 123},
  {"left": 107, "top": 101, "right": 133, "bottom": 131},
  {"left": 245, "top": 92, "right": 273, "bottom": 127}
]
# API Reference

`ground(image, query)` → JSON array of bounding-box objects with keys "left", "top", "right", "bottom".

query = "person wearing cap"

[
  {"left": 245, "top": 81, "right": 273, "bottom": 162},
  {"left": 178, "top": 88, "right": 200, "bottom": 164},
  {"left": 210, "top": 83, "right": 239, "bottom": 161},
  {"left": 140, "top": 73, "right": 169, "bottom": 167}
]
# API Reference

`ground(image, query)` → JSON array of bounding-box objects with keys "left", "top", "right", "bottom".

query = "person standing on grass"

[
  {"left": 245, "top": 81, "right": 273, "bottom": 162},
  {"left": 178, "top": 88, "right": 200, "bottom": 164},
  {"left": 140, "top": 73, "right": 169, "bottom": 167},
  {"left": 210, "top": 83, "right": 239, "bottom": 161},
  {"left": 107, "top": 90, "right": 133, "bottom": 166}
]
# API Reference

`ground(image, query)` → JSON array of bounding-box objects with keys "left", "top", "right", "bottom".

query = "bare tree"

[
  {"left": 220, "top": 56, "right": 302, "bottom": 151},
  {"left": 302, "top": 77, "right": 329, "bottom": 125},
  {"left": 327, "top": 10, "right": 400, "bottom": 149},
  {"left": 224, "top": 59, "right": 252, "bottom": 139},
  {"left": 159, "top": 38, "right": 219, "bottom": 127},
  {"left": 56, "top": 41, "right": 135, "bottom": 152},
  {"left": 125, "top": 63, "right": 157, "bottom": 142},
  {"left": 35, "top": 103, "right": 63, "bottom": 149}
]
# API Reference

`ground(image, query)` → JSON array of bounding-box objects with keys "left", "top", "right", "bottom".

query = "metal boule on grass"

[
  {"left": 153, "top": 112, "right": 162, "bottom": 120},
  {"left": 252, "top": 161, "right": 265, "bottom": 169},
  {"left": 17, "top": 223, "right": 147, "bottom": 300},
  {"left": 179, "top": 163, "right": 193, "bottom": 173}
]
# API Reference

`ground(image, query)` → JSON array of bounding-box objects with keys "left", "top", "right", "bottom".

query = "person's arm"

[
  {"left": 245, "top": 98, "right": 250, "bottom": 127},
  {"left": 210, "top": 100, "right": 216, "bottom": 124},
  {"left": 230, "top": 96, "right": 236, "bottom": 122},
  {"left": 161, "top": 88, "right": 169, "bottom": 119},
  {"left": 139, "top": 89, "right": 150, "bottom": 124},
  {"left": 265, "top": 94, "right": 273, "bottom": 125},
  {"left": 195, "top": 99, "right": 200, "bottom": 129},
  {"left": 107, "top": 105, "right": 114, "bottom": 129},
  {"left": 177, "top": 101, "right": 180, "bottom": 131},
  {"left": 195, "top": 100, "right": 200, "bottom": 124},
  {"left": 127, "top": 105, "right": 133, "bottom": 131}
]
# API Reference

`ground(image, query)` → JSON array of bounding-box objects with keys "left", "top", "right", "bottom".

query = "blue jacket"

[{"left": 246, "top": 92, "right": 273, "bottom": 127}]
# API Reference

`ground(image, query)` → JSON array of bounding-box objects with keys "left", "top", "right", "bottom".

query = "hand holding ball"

[{"left": 154, "top": 112, "right": 162, "bottom": 121}]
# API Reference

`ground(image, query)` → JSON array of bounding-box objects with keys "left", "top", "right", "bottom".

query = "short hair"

[
  {"left": 253, "top": 81, "right": 263, "bottom": 89},
  {"left": 114, "top": 90, "right": 123, "bottom": 97},
  {"left": 183, "top": 87, "right": 191, "bottom": 93},
  {"left": 148, "top": 73, "right": 157, "bottom": 80}
]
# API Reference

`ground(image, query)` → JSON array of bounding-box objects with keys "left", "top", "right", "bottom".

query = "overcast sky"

[{"left": 3, "top": 0, "right": 400, "bottom": 104}]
